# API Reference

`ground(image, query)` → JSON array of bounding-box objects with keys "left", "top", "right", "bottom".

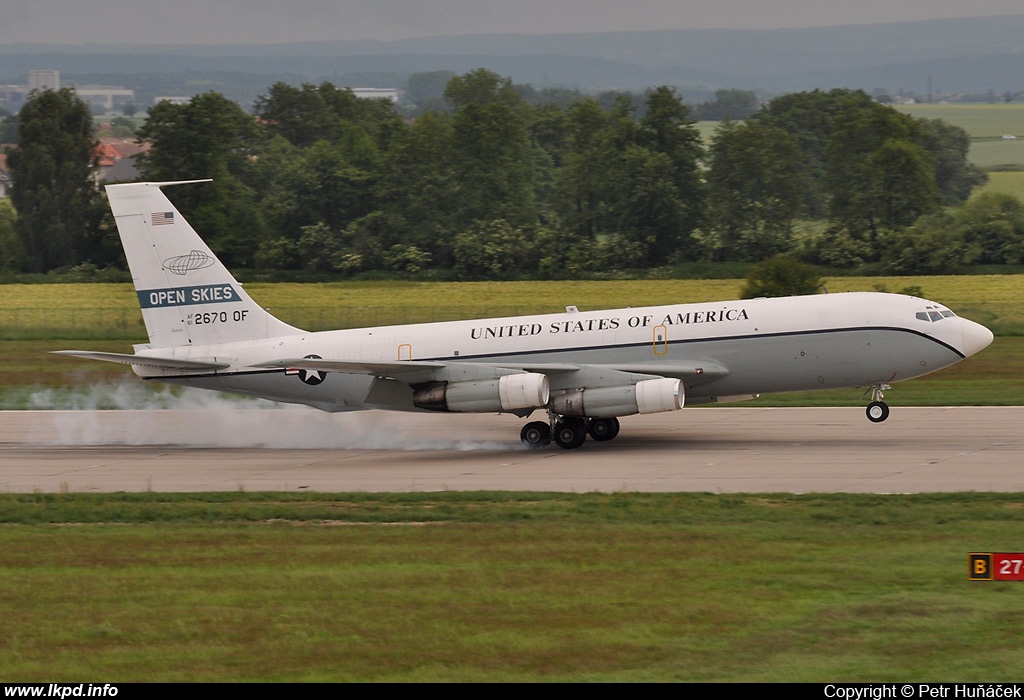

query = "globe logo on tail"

[{"left": 163, "top": 250, "right": 214, "bottom": 276}]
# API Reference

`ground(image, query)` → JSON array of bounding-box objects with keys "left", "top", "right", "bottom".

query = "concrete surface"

[{"left": 0, "top": 406, "right": 1021, "bottom": 493}]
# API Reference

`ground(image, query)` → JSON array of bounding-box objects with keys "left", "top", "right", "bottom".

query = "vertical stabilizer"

[{"left": 106, "top": 181, "right": 302, "bottom": 348}]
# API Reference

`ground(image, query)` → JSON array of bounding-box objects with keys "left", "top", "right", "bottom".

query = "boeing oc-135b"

[{"left": 57, "top": 181, "right": 994, "bottom": 449}]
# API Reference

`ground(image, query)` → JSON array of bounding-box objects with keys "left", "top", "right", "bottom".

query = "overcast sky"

[{"left": 2, "top": 0, "right": 1024, "bottom": 44}]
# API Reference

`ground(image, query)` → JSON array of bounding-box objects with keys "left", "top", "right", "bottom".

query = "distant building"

[
  {"left": 76, "top": 86, "right": 135, "bottom": 111},
  {"left": 154, "top": 96, "right": 191, "bottom": 105},
  {"left": 0, "top": 84, "right": 24, "bottom": 108},
  {"left": 95, "top": 138, "right": 149, "bottom": 184},
  {"left": 349, "top": 88, "right": 400, "bottom": 102},
  {"left": 27, "top": 70, "right": 59, "bottom": 92},
  {"left": 0, "top": 69, "right": 136, "bottom": 112}
]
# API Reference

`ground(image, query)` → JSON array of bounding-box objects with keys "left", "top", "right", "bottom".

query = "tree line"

[{"left": 2, "top": 71, "right": 1020, "bottom": 278}]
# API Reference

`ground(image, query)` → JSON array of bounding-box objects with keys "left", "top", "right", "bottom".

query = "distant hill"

[{"left": 3, "top": 15, "right": 1024, "bottom": 101}]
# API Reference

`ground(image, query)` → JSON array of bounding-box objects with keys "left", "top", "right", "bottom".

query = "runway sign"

[{"left": 968, "top": 553, "right": 1024, "bottom": 581}]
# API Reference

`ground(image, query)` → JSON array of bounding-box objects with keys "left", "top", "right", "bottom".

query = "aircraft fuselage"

[{"left": 140, "top": 291, "right": 987, "bottom": 414}]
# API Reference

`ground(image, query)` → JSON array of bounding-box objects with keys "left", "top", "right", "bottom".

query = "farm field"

[
  {"left": 893, "top": 103, "right": 1024, "bottom": 139},
  {"left": 978, "top": 170, "right": 1024, "bottom": 199},
  {"left": 694, "top": 119, "right": 720, "bottom": 145},
  {"left": 964, "top": 138, "right": 1024, "bottom": 170},
  {"left": 894, "top": 103, "right": 1024, "bottom": 169}
]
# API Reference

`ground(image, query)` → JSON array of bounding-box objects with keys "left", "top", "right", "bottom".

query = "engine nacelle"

[
  {"left": 551, "top": 377, "right": 684, "bottom": 418},
  {"left": 412, "top": 373, "right": 550, "bottom": 413}
]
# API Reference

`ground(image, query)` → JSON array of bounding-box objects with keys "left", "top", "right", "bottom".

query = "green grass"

[
  {"left": 695, "top": 119, "right": 720, "bottom": 145},
  {"left": 979, "top": 170, "right": 1024, "bottom": 199},
  {"left": 880, "top": 104, "right": 1024, "bottom": 169},
  {"left": 1, "top": 492, "right": 1023, "bottom": 681},
  {"left": 892, "top": 103, "right": 1024, "bottom": 139},
  {"left": 964, "top": 138, "right": 1024, "bottom": 170}
]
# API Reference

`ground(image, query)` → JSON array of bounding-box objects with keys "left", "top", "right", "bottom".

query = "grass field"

[
  {"left": 2, "top": 492, "right": 1023, "bottom": 682},
  {"left": 893, "top": 103, "right": 1024, "bottom": 139},
  {"left": 695, "top": 120, "right": 720, "bottom": 145},
  {"left": 978, "top": 170, "right": 1024, "bottom": 199},
  {"left": 964, "top": 139, "right": 1024, "bottom": 170},
  {"left": 893, "top": 103, "right": 1024, "bottom": 169}
]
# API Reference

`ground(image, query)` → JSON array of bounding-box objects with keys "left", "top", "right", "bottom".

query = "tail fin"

[{"left": 106, "top": 181, "right": 302, "bottom": 348}]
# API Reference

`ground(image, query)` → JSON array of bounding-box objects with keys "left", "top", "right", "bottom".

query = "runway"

[{"left": 1, "top": 406, "right": 1022, "bottom": 493}]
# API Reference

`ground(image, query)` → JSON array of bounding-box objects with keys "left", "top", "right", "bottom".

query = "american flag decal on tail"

[{"left": 151, "top": 211, "right": 174, "bottom": 226}]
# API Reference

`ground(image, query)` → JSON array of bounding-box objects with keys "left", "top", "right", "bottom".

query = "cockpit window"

[{"left": 917, "top": 309, "right": 956, "bottom": 322}]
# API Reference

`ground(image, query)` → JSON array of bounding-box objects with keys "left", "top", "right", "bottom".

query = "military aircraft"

[{"left": 57, "top": 181, "right": 994, "bottom": 449}]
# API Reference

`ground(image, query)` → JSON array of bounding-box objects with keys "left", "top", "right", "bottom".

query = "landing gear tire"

[
  {"left": 554, "top": 418, "right": 587, "bottom": 450},
  {"left": 520, "top": 421, "right": 551, "bottom": 449},
  {"left": 588, "top": 417, "right": 620, "bottom": 442},
  {"left": 866, "top": 401, "right": 890, "bottom": 423}
]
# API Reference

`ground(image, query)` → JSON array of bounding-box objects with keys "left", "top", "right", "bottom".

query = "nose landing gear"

[{"left": 865, "top": 383, "right": 891, "bottom": 423}]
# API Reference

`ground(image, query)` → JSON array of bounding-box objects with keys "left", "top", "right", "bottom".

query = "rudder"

[{"left": 106, "top": 180, "right": 301, "bottom": 348}]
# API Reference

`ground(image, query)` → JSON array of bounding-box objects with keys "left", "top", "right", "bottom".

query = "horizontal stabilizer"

[{"left": 53, "top": 350, "right": 229, "bottom": 371}]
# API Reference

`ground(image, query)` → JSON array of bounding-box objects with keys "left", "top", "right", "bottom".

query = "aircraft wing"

[
  {"left": 53, "top": 350, "right": 230, "bottom": 371},
  {"left": 256, "top": 357, "right": 728, "bottom": 385},
  {"left": 591, "top": 362, "right": 729, "bottom": 381},
  {"left": 492, "top": 361, "right": 728, "bottom": 380},
  {"left": 255, "top": 358, "right": 446, "bottom": 381}
]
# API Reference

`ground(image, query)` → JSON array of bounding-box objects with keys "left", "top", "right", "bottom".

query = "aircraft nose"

[{"left": 961, "top": 318, "right": 994, "bottom": 357}]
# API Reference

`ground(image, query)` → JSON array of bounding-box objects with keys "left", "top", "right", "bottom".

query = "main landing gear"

[
  {"left": 865, "top": 383, "right": 891, "bottom": 423},
  {"left": 520, "top": 415, "right": 621, "bottom": 450}
]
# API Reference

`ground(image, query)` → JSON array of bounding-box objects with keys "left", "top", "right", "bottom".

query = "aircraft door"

[
  {"left": 653, "top": 325, "right": 668, "bottom": 355},
  {"left": 397, "top": 343, "right": 413, "bottom": 361}
]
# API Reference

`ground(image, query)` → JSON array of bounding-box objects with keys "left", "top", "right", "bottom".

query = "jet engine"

[
  {"left": 551, "top": 377, "right": 684, "bottom": 418},
  {"left": 412, "top": 373, "right": 550, "bottom": 413}
]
